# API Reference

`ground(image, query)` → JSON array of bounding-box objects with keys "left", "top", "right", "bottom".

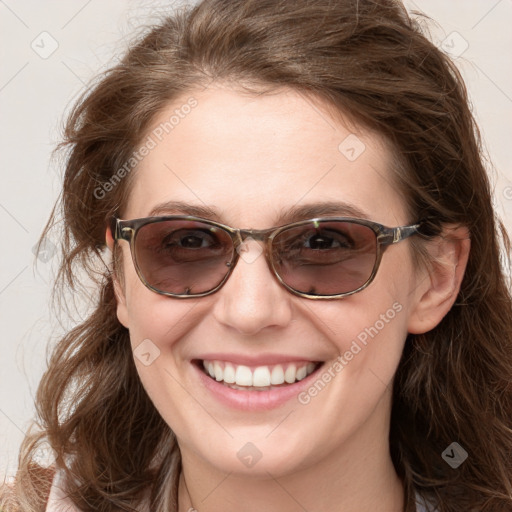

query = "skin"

[{"left": 106, "top": 84, "right": 469, "bottom": 512}]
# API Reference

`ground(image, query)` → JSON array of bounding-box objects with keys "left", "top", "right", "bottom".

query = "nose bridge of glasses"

[
  {"left": 237, "top": 227, "right": 272, "bottom": 243},
  {"left": 232, "top": 228, "right": 273, "bottom": 263}
]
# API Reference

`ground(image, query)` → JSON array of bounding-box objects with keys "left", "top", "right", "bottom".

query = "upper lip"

[{"left": 193, "top": 353, "right": 322, "bottom": 366}]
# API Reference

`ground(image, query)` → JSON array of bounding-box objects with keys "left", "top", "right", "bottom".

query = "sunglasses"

[{"left": 111, "top": 215, "right": 421, "bottom": 300}]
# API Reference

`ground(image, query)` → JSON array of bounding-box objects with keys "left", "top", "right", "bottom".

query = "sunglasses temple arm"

[
  {"left": 394, "top": 224, "right": 421, "bottom": 243},
  {"left": 110, "top": 217, "right": 120, "bottom": 241},
  {"left": 379, "top": 224, "right": 421, "bottom": 246}
]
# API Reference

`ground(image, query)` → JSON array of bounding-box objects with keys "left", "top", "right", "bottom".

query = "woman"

[{"left": 2, "top": 0, "right": 511, "bottom": 511}]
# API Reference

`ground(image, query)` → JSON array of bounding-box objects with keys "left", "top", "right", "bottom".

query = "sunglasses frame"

[{"left": 111, "top": 215, "right": 421, "bottom": 300}]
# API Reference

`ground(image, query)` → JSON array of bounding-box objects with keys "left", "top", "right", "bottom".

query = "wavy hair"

[{"left": 2, "top": 0, "right": 511, "bottom": 510}]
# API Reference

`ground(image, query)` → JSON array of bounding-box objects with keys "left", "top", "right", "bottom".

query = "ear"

[
  {"left": 407, "top": 225, "right": 470, "bottom": 334},
  {"left": 106, "top": 227, "right": 130, "bottom": 329}
]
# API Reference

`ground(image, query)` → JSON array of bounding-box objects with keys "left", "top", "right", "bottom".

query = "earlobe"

[
  {"left": 105, "top": 225, "right": 115, "bottom": 251},
  {"left": 113, "top": 281, "right": 130, "bottom": 329},
  {"left": 105, "top": 227, "right": 130, "bottom": 329},
  {"left": 407, "top": 226, "right": 470, "bottom": 334}
]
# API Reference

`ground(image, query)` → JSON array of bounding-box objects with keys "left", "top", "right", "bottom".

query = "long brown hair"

[{"left": 2, "top": 1, "right": 511, "bottom": 510}]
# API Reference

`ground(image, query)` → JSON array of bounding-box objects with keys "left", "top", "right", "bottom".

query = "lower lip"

[{"left": 193, "top": 362, "right": 323, "bottom": 411}]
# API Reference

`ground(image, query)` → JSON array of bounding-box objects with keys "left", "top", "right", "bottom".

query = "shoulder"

[
  {"left": 45, "top": 468, "right": 81, "bottom": 512},
  {"left": 0, "top": 465, "right": 57, "bottom": 512},
  {"left": 415, "top": 491, "right": 438, "bottom": 512}
]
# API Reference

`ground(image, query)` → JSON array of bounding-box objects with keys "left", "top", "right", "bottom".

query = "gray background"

[{"left": 1, "top": 0, "right": 511, "bottom": 480}]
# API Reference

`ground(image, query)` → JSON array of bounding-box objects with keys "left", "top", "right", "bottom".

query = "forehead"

[{"left": 124, "top": 85, "right": 408, "bottom": 227}]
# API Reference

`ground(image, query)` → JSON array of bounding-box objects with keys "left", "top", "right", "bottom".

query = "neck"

[{"left": 177, "top": 392, "right": 405, "bottom": 512}]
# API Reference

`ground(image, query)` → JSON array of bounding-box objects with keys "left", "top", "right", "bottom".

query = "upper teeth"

[{"left": 202, "top": 360, "right": 317, "bottom": 388}]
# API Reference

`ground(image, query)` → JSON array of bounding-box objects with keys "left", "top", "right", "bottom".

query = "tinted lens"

[
  {"left": 133, "top": 220, "right": 234, "bottom": 295},
  {"left": 272, "top": 221, "right": 378, "bottom": 296}
]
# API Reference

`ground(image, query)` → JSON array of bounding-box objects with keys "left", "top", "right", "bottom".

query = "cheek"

[
  {"left": 116, "top": 242, "right": 189, "bottom": 338},
  {"left": 305, "top": 248, "right": 415, "bottom": 390},
  {"left": 290, "top": 293, "right": 409, "bottom": 449},
  {"left": 311, "top": 292, "right": 408, "bottom": 386},
  {"left": 118, "top": 252, "right": 196, "bottom": 379},
  {"left": 124, "top": 282, "right": 195, "bottom": 350},
  {"left": 121, "top": 287, "right": 202, "bottom": 437}
]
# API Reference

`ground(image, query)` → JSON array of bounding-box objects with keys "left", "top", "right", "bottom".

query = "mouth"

[{"left": 195, "top": 359, "right": 323, "bottom": 391}]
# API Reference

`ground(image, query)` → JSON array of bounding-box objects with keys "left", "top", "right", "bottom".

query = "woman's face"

[{"left": 113, "top": 85, "right": 424, "bottom": 478}]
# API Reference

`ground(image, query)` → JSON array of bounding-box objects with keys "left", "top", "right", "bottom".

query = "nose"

[{"left": 211, "top": 238, "right": 293, "bottom": 336}]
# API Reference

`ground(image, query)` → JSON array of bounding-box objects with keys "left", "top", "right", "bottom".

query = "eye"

[
  {"left": 303, "top": 229, "right": 354, "bottom": 250},
  {"left": 146, "top": 229, "right": 224, "bottom": 264},
  {"left": 273, "top": 225, "right": 360, "bottom": 267},
  {"left": 287, "top": 228, "right": 354, "bottom": 252},
  {"left": 162, "top": 229, "right": 218, "bottom": 249},
  {"left": 160, "top": 229, "right": 220, "bottom": 251},
  {"left": 136, "top": 221, "right": 234, "bottom": 268}
]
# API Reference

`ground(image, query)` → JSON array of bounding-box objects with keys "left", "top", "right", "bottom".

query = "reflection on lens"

[{"left": 272, "top": 221, "right": 377, "bottom": 295}]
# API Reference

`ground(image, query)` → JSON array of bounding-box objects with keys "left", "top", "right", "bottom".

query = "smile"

[{"left": 201, "top": 360, "right": 320, "bottom": 391}]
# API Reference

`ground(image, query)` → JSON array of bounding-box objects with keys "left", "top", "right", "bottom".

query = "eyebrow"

[{"left": 147, "top": 200, "right": 370, "bottom": 225}]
